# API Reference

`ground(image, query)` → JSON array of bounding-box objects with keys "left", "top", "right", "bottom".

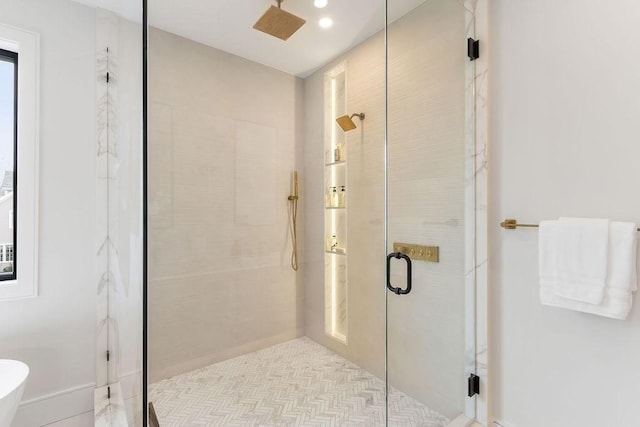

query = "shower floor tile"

[{"left": 149, "top": 337, "right": 450, "bottom": 426}]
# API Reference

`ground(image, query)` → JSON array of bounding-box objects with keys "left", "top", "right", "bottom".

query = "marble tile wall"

[
  {"left": 147, "top": 28, "right": 305, "bottom": 383},
  {"left": 472, "top": 1, "right": 489, "bottom": 424},
  {"left": 95, "top": 9, "right": 143, "bottom": 426}
]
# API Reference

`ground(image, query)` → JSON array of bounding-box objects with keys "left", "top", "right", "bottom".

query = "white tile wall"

[
  {"left": 235, "top": 121, "right": 278, "bottom": 226},
  {"left": 148, "top": 28, "right": 304, "bottom": 383}
]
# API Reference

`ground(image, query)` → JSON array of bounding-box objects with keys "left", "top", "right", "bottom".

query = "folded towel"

[
  {"left": 540, "top": 284, "right": 634, "bottom": 320},
  {"left": 633, "top": 235, "right": 638, "bottom": 292},
  {"left": 607, "top": 222, "right": 638, "bottom": 291},
  {"left": 539, "top": 220, "right": 560, "bottom": 294},
  {"left": 539, "top": 219, "right": 639, "bottom": 320},
  {"left": 553, "top": 217, "right": 609, "bottom": 304},
  {"left": 539, "top": 220, "right": 559, "bottom": 290}
]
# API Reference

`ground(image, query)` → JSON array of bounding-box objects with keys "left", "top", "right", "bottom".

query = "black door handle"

[{"left": 386, "top": 252, "right": 412, "bottom": 295}]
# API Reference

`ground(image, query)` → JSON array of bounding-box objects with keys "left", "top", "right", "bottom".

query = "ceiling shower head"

[
  {"left": 336, "top": 113, "right": 365, "bottom": 132},
  {"left": 253, "top": 0, "right": 306, "bottom": 41}
]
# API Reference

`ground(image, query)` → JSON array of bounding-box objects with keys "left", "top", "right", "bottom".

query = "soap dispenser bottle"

[
  {"left": 338, "top": 186, "right": 346, "bottom": 207},
  {"left": 334, "top": 142, "right": 345, "bottom": 162},
  {"left": 330, "top": 186, "right": 339, "bottom": 208},
  {"left": 326, "top": 186, "right": 336, "bottom": 207}
]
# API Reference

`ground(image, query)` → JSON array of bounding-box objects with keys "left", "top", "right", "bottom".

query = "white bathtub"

[{"left": 0, "top": 360, "right": 29, "bottom": 426}]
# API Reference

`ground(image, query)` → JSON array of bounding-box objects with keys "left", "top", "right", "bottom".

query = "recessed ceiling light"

[
  {"left": 319, "top": 17, "right": 333, "bottom": 29},
  {"left": 314, "top": 0, "right": 328, "bottom": 8}
]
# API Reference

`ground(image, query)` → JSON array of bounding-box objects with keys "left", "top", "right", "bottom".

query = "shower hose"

[{"left": 289, "top": 196, "right": 298, "bottom": 271}]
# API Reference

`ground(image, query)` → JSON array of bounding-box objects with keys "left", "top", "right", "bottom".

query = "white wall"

[
  {"left": 489, "top": 1, "right": 640, "bottom": 426},
  {"left": 0, "top": 0, "right": 97, "bottom": 423}
]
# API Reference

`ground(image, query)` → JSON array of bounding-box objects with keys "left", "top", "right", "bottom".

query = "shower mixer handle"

[{"left": 386, "top": 252, "right": 412, "bottom": 295}]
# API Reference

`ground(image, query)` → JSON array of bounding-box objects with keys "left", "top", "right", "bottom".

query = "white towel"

[
  {"left": 539, "top": 220, "right": 560, "bottom": 293},
  {"left": 607, "top": 222, "right": 638, "bottom": 291},
  {"left": 539, "top": 219, "right": 638, "bottom": 320},
  {"left": 553, "top": 217, "right": 609, "bottom": 304}
]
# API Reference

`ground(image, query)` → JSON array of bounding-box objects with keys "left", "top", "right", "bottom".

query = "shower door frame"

[{"left": 142, "top": 0, "right": 149, "bottom": 425}]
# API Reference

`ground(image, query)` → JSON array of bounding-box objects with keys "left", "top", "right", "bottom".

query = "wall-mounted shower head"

[
  {"left": 253, "top": 0, "right": 306, "bottom": 41},
  {"left": 336, "top": 113, "right": 365, "bottom": 132}
]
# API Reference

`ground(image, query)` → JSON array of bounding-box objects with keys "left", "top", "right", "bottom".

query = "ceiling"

[
  {"left": 71, "top": 0, "right": 141, "bottom": 23},
  {"left": 73, "top": 0, "right": 426, "bottom": 77}
]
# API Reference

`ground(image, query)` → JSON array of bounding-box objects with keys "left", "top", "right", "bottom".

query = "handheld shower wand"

[
  {"left": 289, "top": 171, "right": 298, "bottom": 200},
  {"left": 288, "top": 171, "right": 299, "bottom": 271}
]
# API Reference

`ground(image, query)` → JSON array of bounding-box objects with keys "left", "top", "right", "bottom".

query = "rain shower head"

[
  {"left": 336, "top": 113, "right": 365, "bottom": 132},
  {"left": 253, "top": 0, "right": 306, "bottom": 41}
]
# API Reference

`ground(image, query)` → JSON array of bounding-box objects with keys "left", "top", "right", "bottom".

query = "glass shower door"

[{"left": 385, "top": 0, "right": 476, "bottom": 425}]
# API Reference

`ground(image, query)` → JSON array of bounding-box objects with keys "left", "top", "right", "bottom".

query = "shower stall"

[
  {"left": 0, "top": 0, "right": 486, "bottom": 425},
  {"left": 145, "top": 0, "right": 488, "bottom": 425}
]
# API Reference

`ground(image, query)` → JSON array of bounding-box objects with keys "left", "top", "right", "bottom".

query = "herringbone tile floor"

[{"left": 149, "top": 338, "right": 450, "bottom": 426}]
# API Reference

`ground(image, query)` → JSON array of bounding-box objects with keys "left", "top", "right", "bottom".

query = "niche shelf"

[
  {"left": 325, "top": 160, "right": 346, "bottom": 167},
  {"left": 325, "top": 250, "right": 347, "bottom": 256},
  {"left": 324, "top": 62, "right": 348, "bottom": 345}
]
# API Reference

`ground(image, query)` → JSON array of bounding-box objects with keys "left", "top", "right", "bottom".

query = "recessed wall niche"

[{"left": 324, "top": 62, "right": 348, "bottom": 344}]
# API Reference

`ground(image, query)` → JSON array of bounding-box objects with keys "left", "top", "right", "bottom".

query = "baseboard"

[
  {"left": 12, "top": 383, "right": 95, "bottom": 427},
  {"left": 42, "top": 411, "right": 93, "bottom": 427}
]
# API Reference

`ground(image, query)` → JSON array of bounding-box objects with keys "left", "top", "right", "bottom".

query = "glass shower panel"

[
  {"left": 386, "top": 0, "right": 475, "bottom": 424},
  {"left": 147, "top": 1, "right": 388, "bottom": 424},
  {"left": 95, "top": 5, "right": 144, "bottom": 426}
]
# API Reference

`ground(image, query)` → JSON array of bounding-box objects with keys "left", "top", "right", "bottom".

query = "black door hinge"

[
  {"left": 467, "top": 38, "right": 480, "bottom": 61},
  {"left": 107, "top": 386, "right": 111, "bottom": 399},
  {"left": 106, "top": 72, "right": 110, "bottom": 83},
  {"left": 468, "top": 373, "right": 480, "bottom": 397},
  {"left": 106, "top": 350, "right": 110, "bottom": 362}
]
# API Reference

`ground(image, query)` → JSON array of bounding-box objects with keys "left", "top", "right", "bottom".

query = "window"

[
  {"left": 0, "top": 48, "right": 17, "bottom": 281},
  {"left": 0, "top": 24, "right": 39, "bottom": 300}
]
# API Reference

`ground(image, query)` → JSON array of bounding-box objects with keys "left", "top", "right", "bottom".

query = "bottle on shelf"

[
  {"left": 330, "top": 186, "right": 339, "bottom": 207},
  {"left": 338, "top": 186, "right": 346, "bottom": 207},
  {"left": 326, "top": 186, "right": 337, "bottom": 207},
  {"left": 327, "top": 235, "right": 338, "bottom": 252},
  {"left": 334, "top": 142, "right": 345, "bottom": 162}
]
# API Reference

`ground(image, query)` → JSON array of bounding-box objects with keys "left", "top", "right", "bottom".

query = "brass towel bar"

[{"left": 500, "top": 219, "right": 640, "bottom": 232}]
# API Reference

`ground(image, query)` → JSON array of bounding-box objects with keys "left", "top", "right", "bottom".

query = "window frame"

[
  {"left": 0, "top": 23, "right": 39, "bottom": 300},
  {"left": 0, "top": 47, "right": 18, "bottom": 282}
]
